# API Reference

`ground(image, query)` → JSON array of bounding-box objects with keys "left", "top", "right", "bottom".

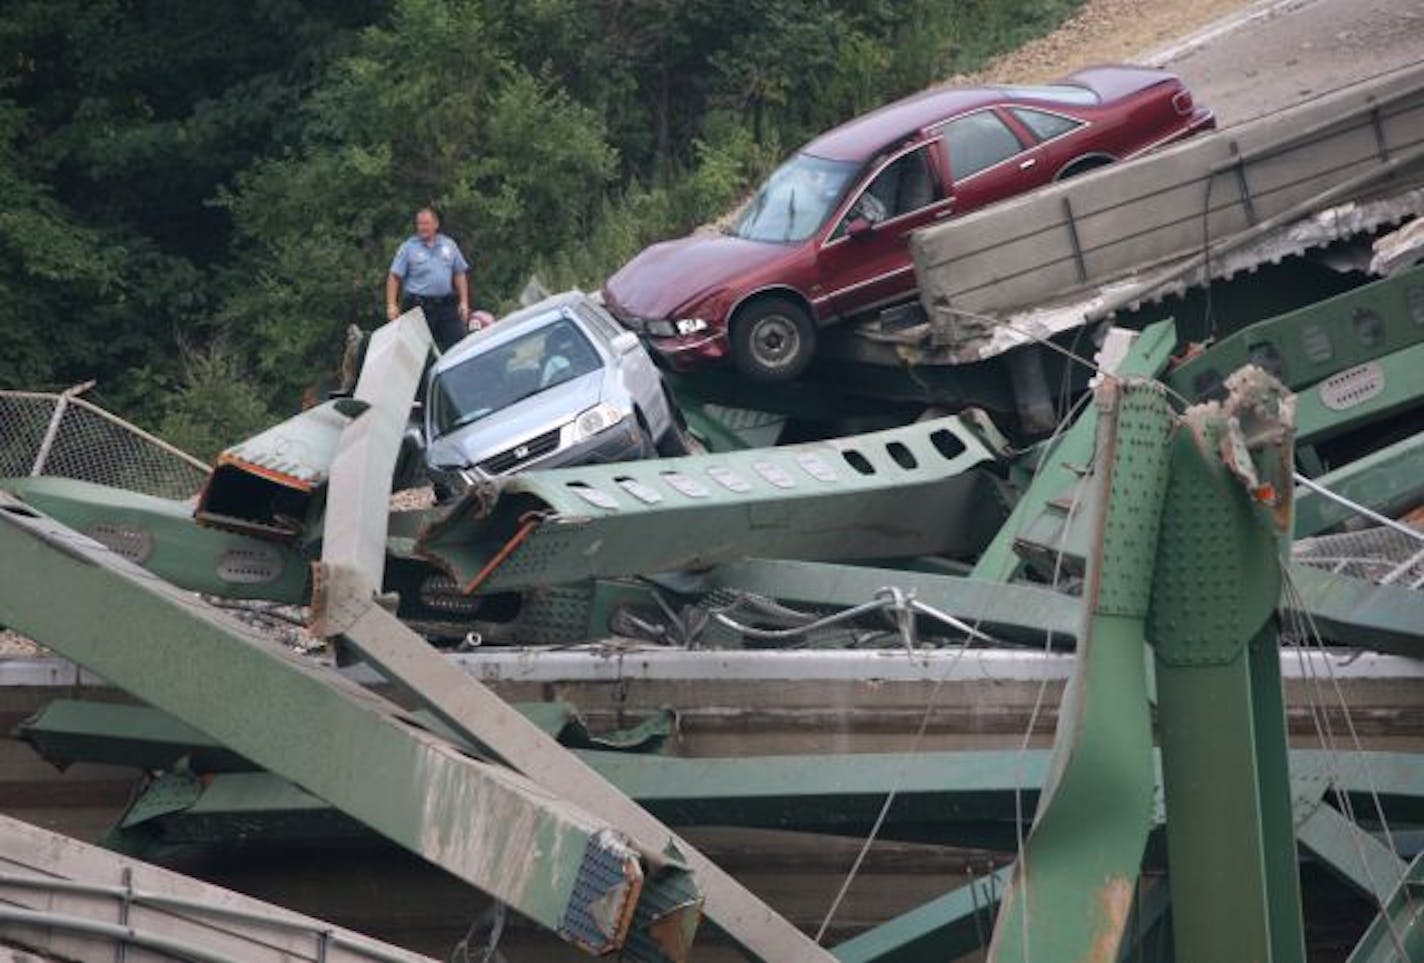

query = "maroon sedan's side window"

[
  {"left": 941, "top": 111, "right": 1023, "bottom": 181},
  {"left": 837, "top": 145, "right": 938, "bottom": 234},
  {"left": 1009, "top": 107, "right": 1083, "bottom": 142}
]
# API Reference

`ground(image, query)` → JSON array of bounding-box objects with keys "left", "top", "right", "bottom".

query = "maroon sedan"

[{"left": 603, "top": 65, "right": 1214, "bottom": 381}]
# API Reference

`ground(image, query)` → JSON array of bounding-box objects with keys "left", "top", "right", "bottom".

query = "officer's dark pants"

[{"left": 402, "top": 294, "right": 464, "bottom": 351}]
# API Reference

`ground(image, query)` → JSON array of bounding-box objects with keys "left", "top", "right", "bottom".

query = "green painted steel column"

[
  {"left": 1148, "top": 371, "right": 1306, "bottom": 963},
  {"left": 987, "top": 380, "right": 1169, "bottom": 962}
]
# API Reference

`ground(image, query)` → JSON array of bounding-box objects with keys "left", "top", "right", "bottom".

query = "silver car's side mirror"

[{"left": 611, "top": 331, "right": 640, "bottom": 354}]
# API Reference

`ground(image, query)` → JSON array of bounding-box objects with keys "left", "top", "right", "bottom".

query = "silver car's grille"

[{"left": 480, "top": 427, "right": 562, "bottom": 475}]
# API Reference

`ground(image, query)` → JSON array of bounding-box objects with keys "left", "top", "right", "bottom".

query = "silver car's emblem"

[{"left": 514, "top": 444, "right": 530, "bottom": 459}]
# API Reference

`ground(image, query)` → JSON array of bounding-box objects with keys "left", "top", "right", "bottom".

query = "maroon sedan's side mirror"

[{"left": 846, "top": 216, "right": 875, "bottom": 239}]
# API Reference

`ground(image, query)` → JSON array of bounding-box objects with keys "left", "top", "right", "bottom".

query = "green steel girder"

[
  {"left": 315, "top": 564, "right": 829, "bottom": 963},
  {"left": 1293, "top": 340, "right": 1424, "bottom": 446},
  {"left": 1296, "top": 801, "right": 1408, "bottom": 906},
  {"left": 1164, "top": 262, "right": 1424, "bottom": 402},
  {"left": 1293, "top": 429, "right": 1424, "bottom": 537},
  {"left": 1284, "top": 563, "right": 1424, "bottom": 657},
  {"left": 415, "top": 415, "right": 1007, "bottom": 595},
  {"left": 971, "top": 319, "right": 1178, "bottom": 583},
  {"left": 988, "top": 381, "right": 1169, "bottom": 963},
  {"left": 18, "top": 699, "right": 672, "bottom": 777},
  {"left": 94, "top": 750, "right": 1052, "bottom": 852},
  {"left": 1347, "top": 850, "right": 1424, "bottom": 963},
  {"left": 0, "top": 493, "right": 698, "bottom": 961},
  {"left": 0, "top": 476, "right": 309, "bottom": 602},
  {"left": 28, "top": 704, "right": 1424, "bottom": 844}
]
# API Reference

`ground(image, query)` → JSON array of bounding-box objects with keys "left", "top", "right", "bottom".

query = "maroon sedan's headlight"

[{"left": 645, "top": 318, "right": 708, "bottom": 338}]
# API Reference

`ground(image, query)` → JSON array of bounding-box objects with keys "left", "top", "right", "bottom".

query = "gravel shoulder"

[{"left": 947, "top": 0, "right": 1254, "bottom": 84}]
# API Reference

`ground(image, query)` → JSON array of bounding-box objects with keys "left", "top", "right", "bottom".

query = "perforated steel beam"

[
  {"left": 1164, "top": 262, "right": 1424, "bottom": 403},
  {"left": 416, "top": 415, "right": 1005, "bottom": 594},
  {"left": 0, "top": 475, "right": 308, "bottom": 602}
]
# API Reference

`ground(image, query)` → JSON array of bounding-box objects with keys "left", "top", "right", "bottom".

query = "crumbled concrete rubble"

[{"left": 0, "top": 630, "right": 44, "bottom": 657}]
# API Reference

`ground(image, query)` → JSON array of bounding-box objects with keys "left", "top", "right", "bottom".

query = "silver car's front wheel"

[{"left": 732, "top": 298, "right": 816, "bottom": 382}]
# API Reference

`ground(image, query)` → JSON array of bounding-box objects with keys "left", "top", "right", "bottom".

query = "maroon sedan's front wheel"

[{"left": 732, "top": 298, "right": 816, "bottom": 383}]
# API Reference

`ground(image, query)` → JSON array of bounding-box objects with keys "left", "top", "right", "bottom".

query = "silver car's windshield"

[
  {"left": 431, "top": 317, "right": 603, "bottom": 437},
  {"left": 729, "top": 153, "right": 859, "bottom": 243}
]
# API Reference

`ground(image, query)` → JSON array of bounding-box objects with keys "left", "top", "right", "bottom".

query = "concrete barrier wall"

[{"left": 910, "top": 61, "right": 1424, "bottom": 352}]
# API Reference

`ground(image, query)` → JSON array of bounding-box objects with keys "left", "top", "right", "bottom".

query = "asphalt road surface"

[{"left": 1151, "top": 0, "right": 1424, "bottom": 125}]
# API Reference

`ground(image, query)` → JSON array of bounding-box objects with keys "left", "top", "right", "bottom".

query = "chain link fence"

[
  {"left": 1294, "top": 523, "right": 1424, "bottom": 589},
  {"left": 0, "top": 388, "right": 210, "bottom": 501}
]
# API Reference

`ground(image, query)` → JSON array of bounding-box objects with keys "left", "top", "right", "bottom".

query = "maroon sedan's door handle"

[
  {"left": 933, "top": 200, "right": 956, "bottom": 219},
  {"left": 1019, "top": 157, "right": 1038, "bottom": 171}
]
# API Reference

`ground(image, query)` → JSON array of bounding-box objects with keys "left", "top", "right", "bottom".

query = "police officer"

[{"left": 385, "top": 207, "right": 471, "bottom": 350}]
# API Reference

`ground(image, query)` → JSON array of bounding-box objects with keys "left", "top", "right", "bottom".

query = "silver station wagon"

[{"left": 423, "top": 292, "right": 686, "bottom": 497}]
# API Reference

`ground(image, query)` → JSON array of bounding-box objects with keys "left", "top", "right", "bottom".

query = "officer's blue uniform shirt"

[{"left": 389, "top": 234, "right": 470, "bottom": 297}]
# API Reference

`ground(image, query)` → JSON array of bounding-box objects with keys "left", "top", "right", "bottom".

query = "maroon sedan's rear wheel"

[{"left": 731, "top": 298, "right": 816, "bottom": 382}]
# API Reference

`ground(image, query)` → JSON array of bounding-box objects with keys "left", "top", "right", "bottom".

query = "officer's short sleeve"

[
  {"left": 451, "top": 243, "right": 470, "bottom": 274},
  {"left": 389, "top": 241, "right": 409, "bottom": 278}
]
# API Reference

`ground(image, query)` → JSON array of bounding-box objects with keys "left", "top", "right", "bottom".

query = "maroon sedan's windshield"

[{"left": 729, "top": 153, "right": 859, "bottom": 243}]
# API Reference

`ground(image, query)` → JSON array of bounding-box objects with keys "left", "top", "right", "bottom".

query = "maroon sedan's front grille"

[{"left": 479, "top": 428, "right": 561, "bottom": 475}]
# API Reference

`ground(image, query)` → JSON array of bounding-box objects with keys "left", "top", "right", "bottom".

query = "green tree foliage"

[
  {"left": 1, "top": 0, "right": 1084, "bottom": 434},
  {"left": 156, "top": 343, "right": 278, "bottom": 461},
  {"left": 219, "top": 0, "right": 616, "bottom": 398}
]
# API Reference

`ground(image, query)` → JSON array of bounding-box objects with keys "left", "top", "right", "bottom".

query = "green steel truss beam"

[
  {"left": 1164, "top": 262, "right": 1424, "bottom": 403},
  {"left": 971, "top": 319, "right": 1178, "bottom": 583},
  {"left": 0, "top": 476, "right": 308, "bottom": 602},
  {"left": 22, "top": 703, "right": 1424, "bottom": 854},
  {"left": 1284, "top": 563, "right": 1424, "bottom": 657},
  {"left": 23, "top": 694, "right": 1424, "bottom": 961},
  {"left": 1293, "top": 429, "right": 1424, "bottom": 537},
  {"left": 314, "top": 564, "right": 832, "bottom": 963},
  {"left": 416, "top": 415, "right": 1006, "bottom": 594},
  {"left": 1292, "top": 340, "right": 1424, "bottom": 446},
  {"left": 831, "top": 865, "right": 1013, "bottom": 963},
  {"left": 1347, "top": 850, "right": 1424, "bottom": 962},
  {"left": 0, "top": 493, "right": 697, "bottom": 961},
  {"left": 1296, "top": 802, "right": 1407, "bottom": 906}
]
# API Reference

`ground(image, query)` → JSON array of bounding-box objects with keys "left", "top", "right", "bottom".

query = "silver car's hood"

[{"left": 427, "top": 369, "right": 605, "bottom": 468}]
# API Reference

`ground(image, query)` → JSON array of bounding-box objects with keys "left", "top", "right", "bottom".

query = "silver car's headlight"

[{"left": 571, "top": 402, "right": 627, "bottom": 442}]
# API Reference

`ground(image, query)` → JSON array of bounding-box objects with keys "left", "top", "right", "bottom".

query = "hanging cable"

[
  {"left": 1282, "top": 567, "right": 1418, "bottom": 954},
  {"left": 1293, "top": 473, "right": 1424, "bottom": 545}
]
